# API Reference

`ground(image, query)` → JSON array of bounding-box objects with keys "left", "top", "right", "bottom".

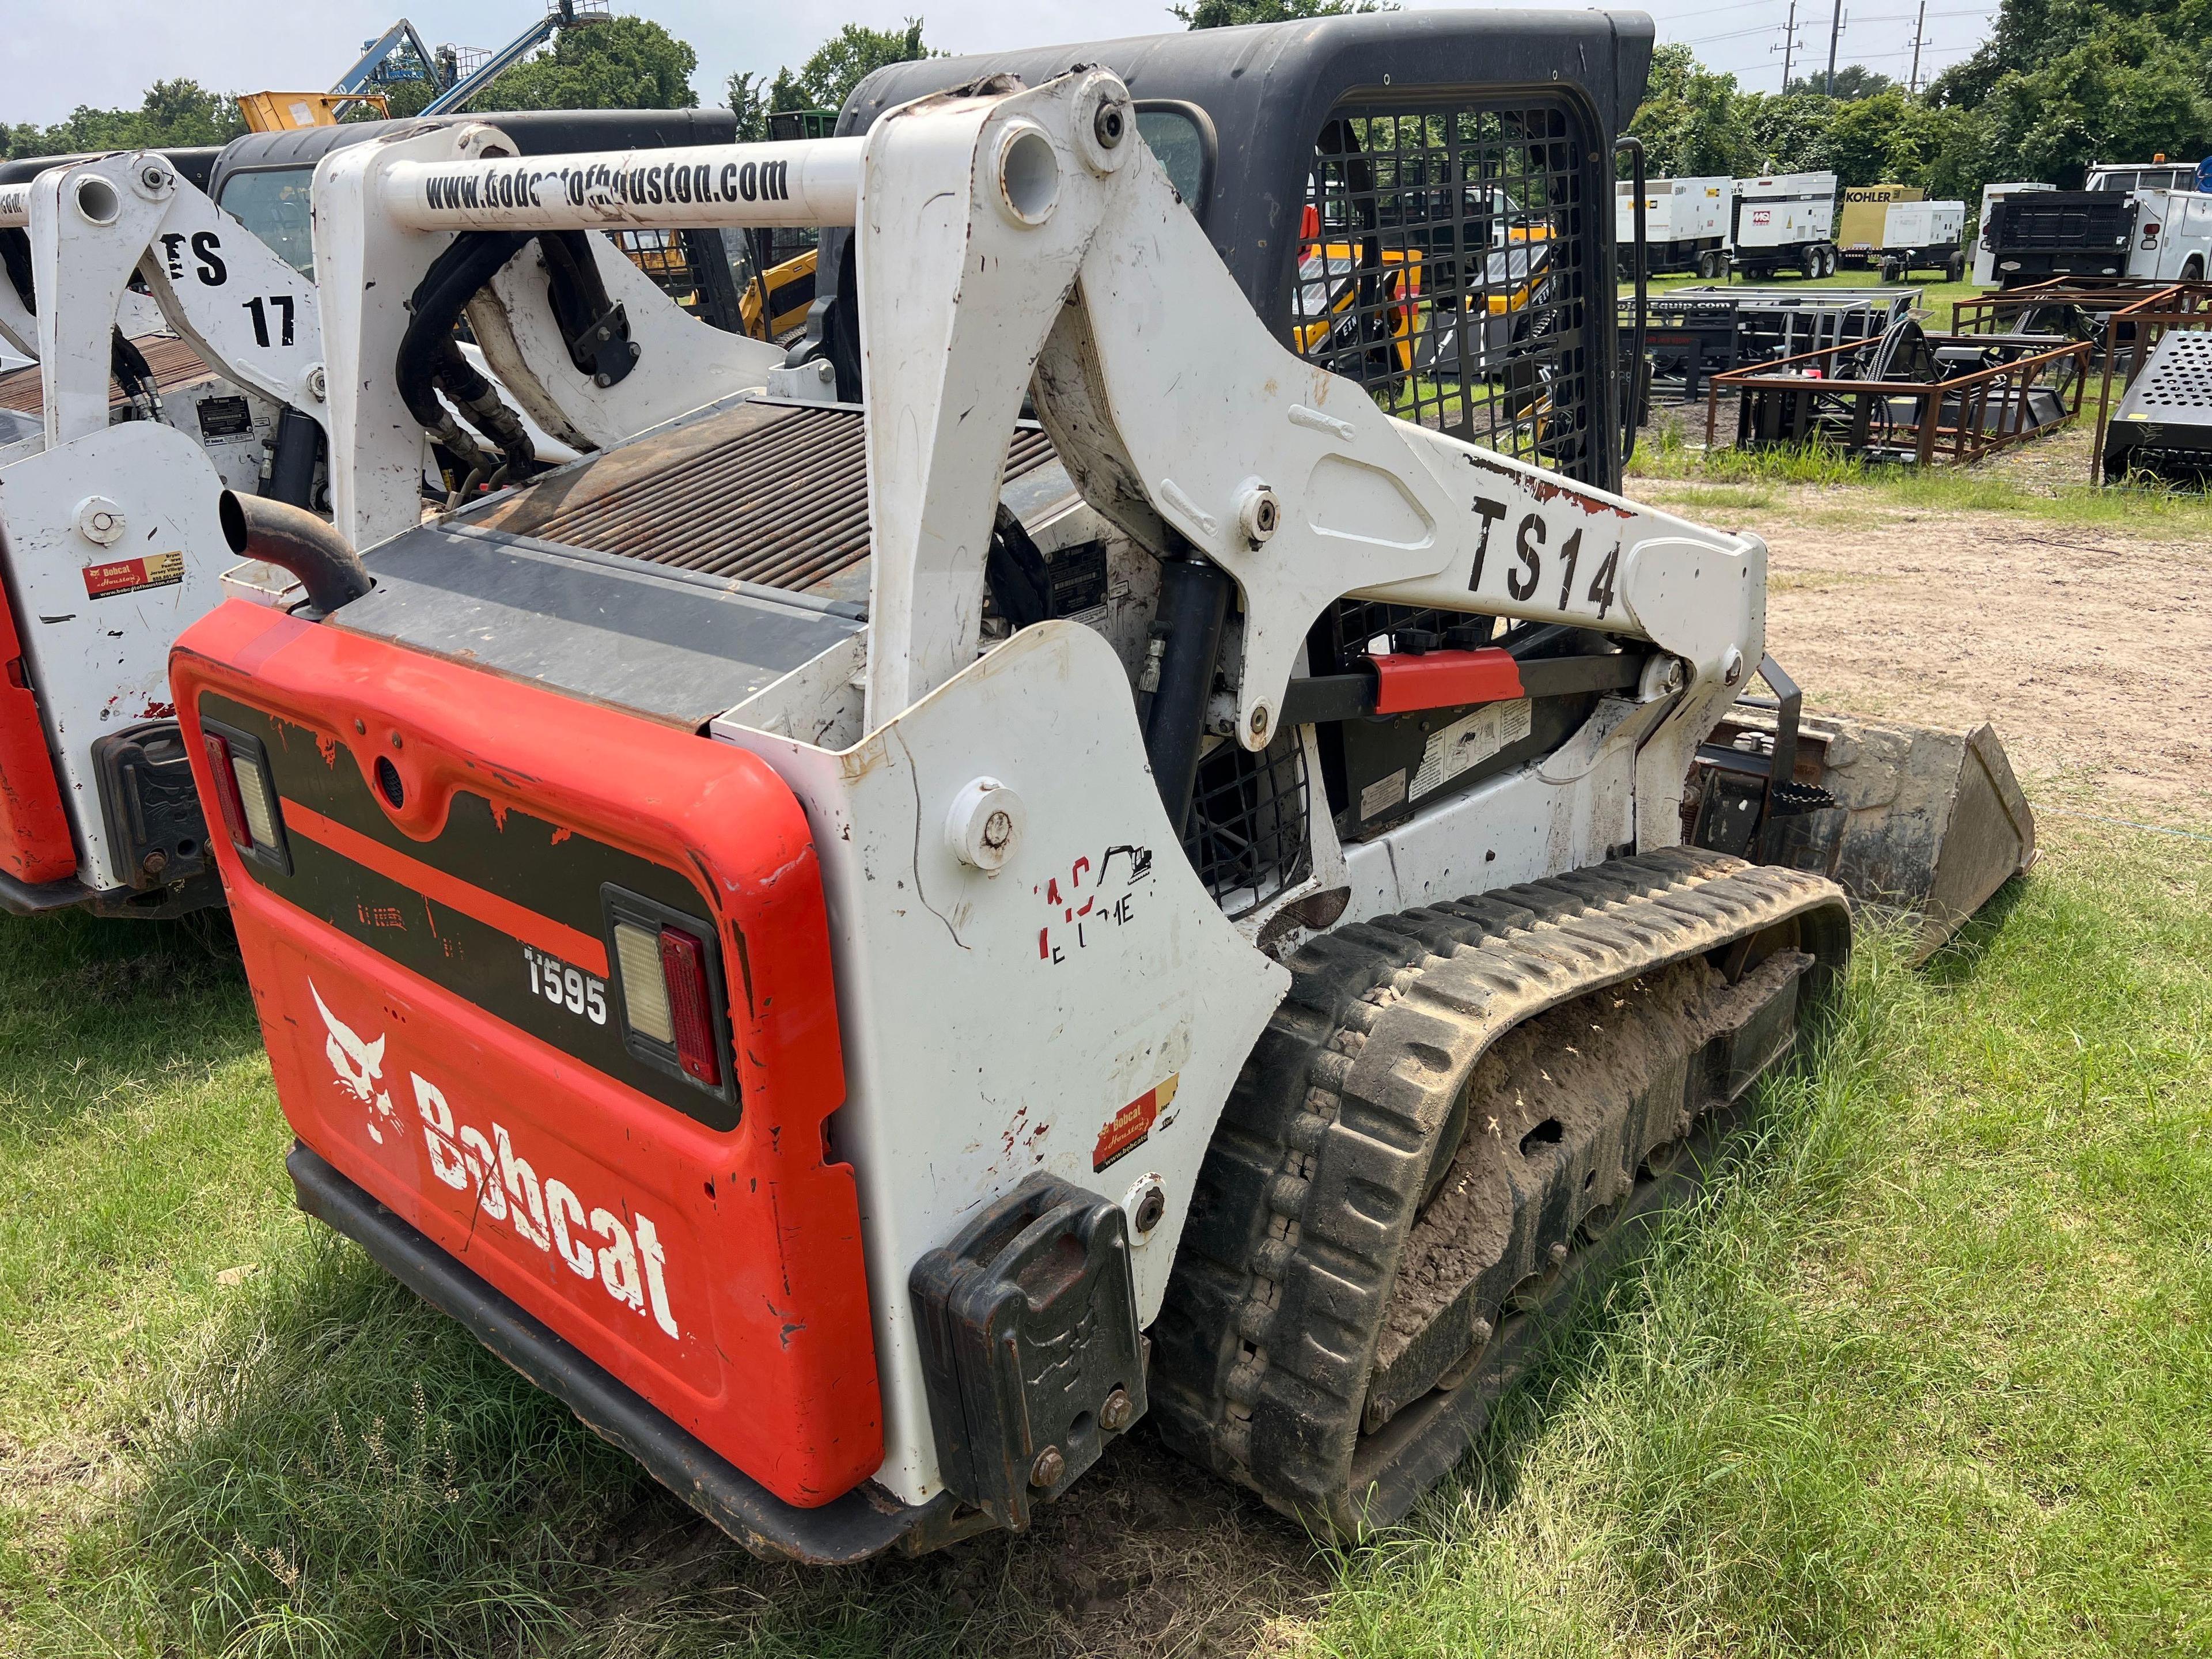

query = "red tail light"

[
  {"left": 658, "top": 926, "right": 721, "bottom": 1086},
  {"left": 203, "top": 732, "right": 252, "bottom": 850}
]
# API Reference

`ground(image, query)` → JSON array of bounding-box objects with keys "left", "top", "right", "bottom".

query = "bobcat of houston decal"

[{"left": 311, "top": 979, "right": 681, "bottom": 1338}]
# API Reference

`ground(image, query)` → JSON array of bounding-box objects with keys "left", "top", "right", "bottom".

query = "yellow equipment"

[{"left": 237, "top": 92, "right": 389, "bottom": 134}]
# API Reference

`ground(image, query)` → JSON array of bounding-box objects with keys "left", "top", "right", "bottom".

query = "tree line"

[{"left": 1634, "top": 0, "right": 2212, "bottom": 200}]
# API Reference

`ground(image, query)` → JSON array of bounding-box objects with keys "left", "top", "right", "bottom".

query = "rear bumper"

[
  {"left": 0, "top": 864, "right": 225, "bottom": 920},
  {"left": 289, "top": 1140, "right": 964, "bottom": 1566}
]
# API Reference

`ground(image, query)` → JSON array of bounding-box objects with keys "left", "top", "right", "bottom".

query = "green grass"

[
  {"left": 1627, "top": 410, "right": 2212, "bottom": 539},
  {"left": 3, "top": 819, "right": 2208, "bottom": 1656}
]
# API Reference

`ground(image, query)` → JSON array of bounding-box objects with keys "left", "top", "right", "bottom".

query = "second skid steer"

[
  {"left": 0, "top": 111, "right": 789, "bottom": 920},
  {"left": 171, "top": 14, "right": 2029, "bottom": 1562}
]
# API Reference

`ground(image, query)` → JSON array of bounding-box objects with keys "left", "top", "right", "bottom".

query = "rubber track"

[{"left": 1148, "top": 847, "right": 1850, "bottom": 1532}]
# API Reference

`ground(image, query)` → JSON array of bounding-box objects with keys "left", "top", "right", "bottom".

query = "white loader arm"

[
  {"left": 328, "top": 76, "right": 1763, "bottom": 746},
  {"left": 850, "top": 71, "right": 1763, "bottom": 747},
  {"left": 1, "top": 154, "right": 326, "bottom": 444}
]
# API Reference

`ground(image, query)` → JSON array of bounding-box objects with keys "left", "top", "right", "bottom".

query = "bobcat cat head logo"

[{"left": 310, "top": 980, "right": 402, "bottom": 1146}]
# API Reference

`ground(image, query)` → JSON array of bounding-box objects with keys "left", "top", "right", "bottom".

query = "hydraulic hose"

[
  {"left": 396, "top": 229, "right": 533, "bottom": 482},
  {"left": 1142, "top": 550, "right": 1234, "bottom": 836},
  {"left": 219, "top": 490, "right": 371, "bottom": 617},
  {"left": 430, "top": 339, "right": 535, "bottom": 481}
]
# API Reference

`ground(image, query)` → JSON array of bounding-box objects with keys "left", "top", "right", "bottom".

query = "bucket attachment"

[{"left": 1688, "top": 658, "right": 2036, "bottom": 961}]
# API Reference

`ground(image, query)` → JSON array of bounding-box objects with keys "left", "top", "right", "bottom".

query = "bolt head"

[
  {"left": 982, "top": 808, "right": 1013, "bottom": 850},
  {"left": 1099, "top": 1387, "right": 1135, "bottom": 1434},
  {"left": 1132, "top": 1184, "right": 1166, "bottom": 1236},
  {"left": 1248, "top": 704, "right": 1270, "bottom": 740},
  {"left": 141, "top": 850, "right": 168, "bottom": 875},
  {"left": 1236, "top": 482, "right": 1281, "bottom": 547},
  {"left": 1029, "top": 1445, "right": 1065, "bottom": 1488},
  {"left": 1094, "top": 101, "right": 1126, "bottom": 148}
]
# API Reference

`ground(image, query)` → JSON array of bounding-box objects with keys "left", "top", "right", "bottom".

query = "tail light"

[
  {"left": 199, "top": 721, "right": 289, "bottom": 873},
  {"left": 605, "top": 890, "right": 733, "bottom": 1104},
  {"left": 658, "top": 928, "right": 721, "bottom": 1086},
  {"left": 203, "top": 733, "right": 251, "bottom": 850}
]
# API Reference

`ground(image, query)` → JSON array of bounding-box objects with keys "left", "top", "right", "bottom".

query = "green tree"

[
  {"left": 1173, "top": 0, "right": 1392, "bottom": 24},
  {"left": 770, "top": 20, "right": 933, "bottom": 117},
  {"left": 1627, "top": 43, "right": 1753, "bottom": 178},
  {"left": 6, "top": 78, "right": 244, "bottom": 161},
  {"left": 727, "top": 70, "right": 770, "bottom": 142},
  {"left": 1980, "top": 21, "right": 2212, "bottom": 185},
  {"left": 1744, "top": 92, "right": 1838, "bottom": 175},
  {"left": 480, "top": 16, "right": 698, "bottom": 112},
  {"left": 1783, "top": 64, "right": 1897, "bottom": 100}
]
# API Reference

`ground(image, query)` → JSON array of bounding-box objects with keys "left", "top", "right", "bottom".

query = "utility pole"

[
  {"left": 1824, "top": 0, "right": 1844, "bottom": 96},
  {"left": 1907, "top": 0, "right": 1928, "bottom": 93},
  {"left": 1778, "top": 0, "right": 1800, "bottom": 91}
]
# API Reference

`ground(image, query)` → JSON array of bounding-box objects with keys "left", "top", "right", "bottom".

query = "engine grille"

[
  {"left": 0, "top": 332, "right": 212, "bottom": 417},
  {"left": 480, "top": 401, "right": 1058, "bottom": 597}
]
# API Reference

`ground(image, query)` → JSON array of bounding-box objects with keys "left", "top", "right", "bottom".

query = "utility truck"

[
  {"left": 1729, "top": 171, "right": 1839, "bottom": 279},
  {"left": 1983, "top": 160, "right": 2212, "bottom": 287},
  {"left": 171, "top": 16, "right": 2032, "bottom": 1562}
]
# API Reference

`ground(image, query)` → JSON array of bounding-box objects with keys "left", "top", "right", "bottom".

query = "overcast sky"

[{"left": 0, "top": 1, "right": 1998, "bottom": 130}]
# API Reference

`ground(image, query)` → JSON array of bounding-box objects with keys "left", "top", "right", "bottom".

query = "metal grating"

[
  {"left": 0, "top": 334, "right": 211, "bottom": 417},
  {"left": 1294, "top": 99, "right": 1595, "bottom": 479},
  {"left": 2131, "top": 331, "right": 2212, "bottom": 409},
  {"left": 1183, "top": 730, "right": 1312, "bottom": 917},
  {"left": 509, "top": 404, "right": 1058, "bottom": 594}
]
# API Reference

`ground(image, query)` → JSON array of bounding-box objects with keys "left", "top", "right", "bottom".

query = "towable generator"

[
  {"left": 173, "top": 16, "right": 2028, "bottom": 1560},
  {"left": 0, "top": 109, "right": 779, "bottom": 921}
]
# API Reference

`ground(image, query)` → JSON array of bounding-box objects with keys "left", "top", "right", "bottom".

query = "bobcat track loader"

[
  {"left": 170, "top": 16, "right": 2028, "bottom": 1562},
  {"left": 0, "top": 112, "right": 786, "bottom": 920}
]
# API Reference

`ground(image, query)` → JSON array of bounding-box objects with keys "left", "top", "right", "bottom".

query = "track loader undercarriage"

[{"left": 1156, "top": 848, "right": 1847, "bottom": 1531}]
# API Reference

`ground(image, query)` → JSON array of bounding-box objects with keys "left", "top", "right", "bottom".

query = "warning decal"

[{"left": 83, "top": 551, "right": 184, "bottom": 599}]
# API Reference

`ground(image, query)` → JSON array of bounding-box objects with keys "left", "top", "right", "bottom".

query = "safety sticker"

[
  {"left": 82, "top": 551, "right": 184, "bottom": 599},
  {"left": 1094, "top": 1073, "right": 1179, "bottom": 1172},
  {"left": 1411, "top": 697, "right": 1532, "bottom": 800},
  {"left": 1359, "top": 767, "right": 1408, "bottom": 821}
]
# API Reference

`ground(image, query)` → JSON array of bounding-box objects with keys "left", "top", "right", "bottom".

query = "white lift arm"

[
  {"left": 2, "top": 154, "right": 325, "bottom": 447},
  {"left": 319, "top": 76, "right": 1763, "bottom": 763},
  {"left": 308, "top": 123, "right": 794, "bottom": 548}
]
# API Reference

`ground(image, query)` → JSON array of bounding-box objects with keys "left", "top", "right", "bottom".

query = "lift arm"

[
  {"left": 2, "top": 155, "right": 325, "bottom": 446},
  {"left": 316, "top": 75, "right": 1762, "bottom": 756}
]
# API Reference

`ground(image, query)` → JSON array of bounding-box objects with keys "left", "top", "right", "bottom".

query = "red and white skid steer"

[{"left": 169, "top": 17, "right": 2032, "bottom": 1560}]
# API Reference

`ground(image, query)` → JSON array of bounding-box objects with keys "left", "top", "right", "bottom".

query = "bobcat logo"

[{"left": 311, "top": 979, "right": 403, "bottom": 1146}]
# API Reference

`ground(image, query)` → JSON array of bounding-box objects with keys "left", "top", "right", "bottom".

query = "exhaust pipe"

[{"left": 218, "top": 490, "right": 372, "bottom": 618}]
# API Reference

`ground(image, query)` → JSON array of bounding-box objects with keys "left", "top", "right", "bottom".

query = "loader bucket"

[{"left": 1693, "top": 709, "right": 2037, "bottom": 963}]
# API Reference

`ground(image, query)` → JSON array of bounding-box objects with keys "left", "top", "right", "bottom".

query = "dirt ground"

[
  {"left": 1638, "top": 446, "right": 2212, "bottom": 827},
  {"left": 1764, "top": 506, "right": 2211, "bottom": 822}
]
